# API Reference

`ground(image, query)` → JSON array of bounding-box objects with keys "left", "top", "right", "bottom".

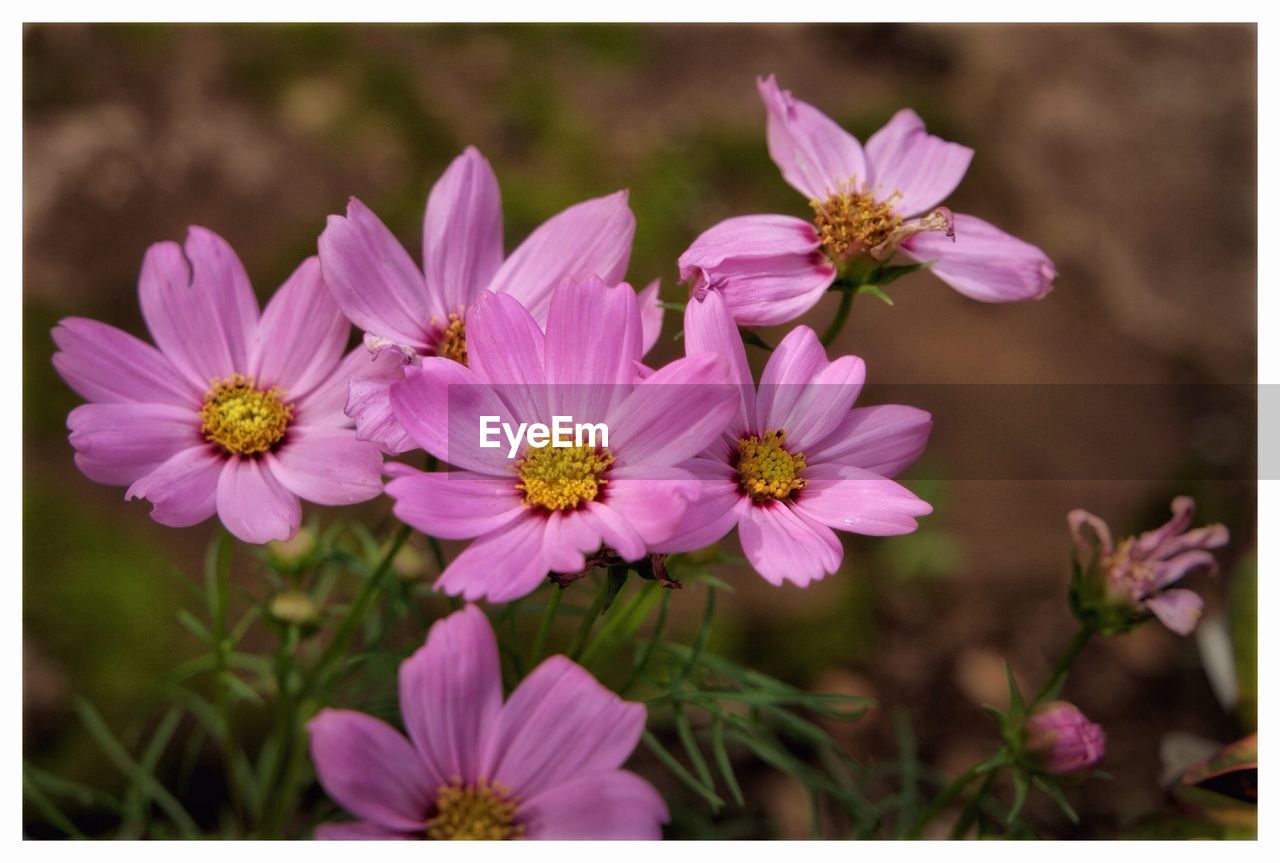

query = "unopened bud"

[
  {"left": 269, "top": 589, "right": 320, "bottom": 627},
  {"left": 1025, "top": 701, "right": 1106, "bottom": 775}
]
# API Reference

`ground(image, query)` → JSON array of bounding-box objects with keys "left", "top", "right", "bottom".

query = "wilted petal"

[
  {"left": 757, "top": 74, "right": 866, "bottom": 200},
  {"left": 1144, "top": 589, "right": 1204, "bottom": 636},
  {"left": 900, "top": 213, "right": 1055, "bottom": 303},
  {"left": 680, "top": 214, "right": 835, "bottom": 328},
  {"left": 865, "top": 108, "right": 973, "bottom": 217}
]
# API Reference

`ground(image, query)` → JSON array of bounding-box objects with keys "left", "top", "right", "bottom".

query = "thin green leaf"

[
  {"left": 642, "top": 731, "right": 724, "bottom": 809},
  {"left": 855, "top": 284, "right": 895, "bottom": 306},
  {"left": 869, "top": 260, "right": 934, "bottom": 286},
  {"left": 1033, "top": 775, "right": 1079, "bottom": 823},
  {"left": 674, "top": 706, "right": 716, "bottom": 804},
  {"left": 1008, "top": 770, "right": 1030, "bottom": 825},
  {"left": 708, "top": 716, "right": 745, "bottom": 807}
]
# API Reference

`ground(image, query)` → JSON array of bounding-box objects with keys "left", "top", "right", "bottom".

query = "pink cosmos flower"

[
  {"left": 319, "top": 146, "right": 659, "bottom": 454},
  {"left": 383, "top": 277, "right": 737, "bottom": 603},
  {"left": 655, "top": 290, "right": 933, "bottom": 586},
  {"left": 52, "top": 227, "right": 383, "bottom": 544},
  {"left": 1024, "top": 701, "right": 1106, "bottom": 775},
  {"left": 309, "top": 605, "right": 668, "bottom": 840},
  {"left": 678, "top": 75, "right": 1056, "bottom": 326},
  {"left": 1068, "top": 496, "right": 1228, "bottom": 636}
]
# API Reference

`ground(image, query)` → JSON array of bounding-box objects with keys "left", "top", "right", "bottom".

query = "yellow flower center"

[
  {"left": 737, "top": 430, "right": 807, "bottom": 502},
  {"left": 199, "top": 374, "right": 293, "bottom": 456},
  {"left": 810, "top": 188, "right": 902, "bottom": 260},
  {"left": 436, "top": 312, "right": 468, "bottom": 365},
  {"left": 515, "top": 444, "right": 614, "bottom": 512},
  {"left": 425, "top": 778, "right": 523, "bottom": 841}
]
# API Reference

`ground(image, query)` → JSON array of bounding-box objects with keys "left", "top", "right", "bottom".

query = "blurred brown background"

[{"left": 23, "top": 23, "right": 1256, "bottom": 838}]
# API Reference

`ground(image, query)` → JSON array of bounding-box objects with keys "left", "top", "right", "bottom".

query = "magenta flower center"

[
  {"left": 424, "top": 778, "right": 523, "bottom": 840},
  {"left": 515, "top": 444, "right": 615, "bottom": 511},
  {"left": 434, "top": 312, "right": 468, "bottom": 365},
  {"left": 736, "top": 430, "right": 807, "bottom": 503},
  {"left": 810, "top": 188, "right": 902, "bottom": 260},
  {"left": 199, "top": 374, "right": 294, "bottom": 456}
]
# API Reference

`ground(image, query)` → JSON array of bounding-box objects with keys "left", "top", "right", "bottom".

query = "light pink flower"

[
  {"left": 53, "top": 227, "right": 383, "bottom": 544},
  {"left": 678, "top": 75, "right": 1056, "bottom": 326},
  {"left": 309, "top": 605, "right": 668, "bottom": 840},
  {"left": 656, "top": 291, "right": 933, "bottom": 586},
  {"left": 1069, "top": 496, "right": 1228, "bottom": 636},
  {"left": 1024, "top": 701, "right": 1106, "bottom": 775},
  {"left": 319, "top": 147, "right": 653, "bottom": 454},
  {"left": 383, "top": 277, "right": 738, "bottom": 602}
]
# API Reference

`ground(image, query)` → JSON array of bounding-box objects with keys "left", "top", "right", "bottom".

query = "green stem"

[
  {"left": 300, "top": 523, "right": 412, "bottom": 697},
  {"left": 566, "top": 578, "right": 611, "bottom": 661},
  {"left": 528, "top": 586, "right": 563, "bottom": 667},
  {"left": 820, "top": 286, "right": 856, "bottom": 347},
  {"left": 950, "top": 769, "right": 996, "bottom": 839},
  {"left": 1032, "top": 627, "right": 1093, "bottom": 706},
  {"left": 209, "top": 531, "right": 244, "bottom": 833},
  {"left": 906, "top": 762, "right": 989, "bottom": 839}
]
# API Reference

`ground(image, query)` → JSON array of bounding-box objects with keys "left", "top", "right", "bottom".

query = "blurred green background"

[{"left": 24, "top": 23, "right": 1256, "bottom": 838}]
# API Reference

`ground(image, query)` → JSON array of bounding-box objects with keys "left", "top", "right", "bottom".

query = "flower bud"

[
  {"left": 1025, "top": 701, "right": 1106, "bottom": 775},
  {"left": 269, "top": 589, "right": 320, "bottom": 628},
  {"left": 266, "top": 526, "right": 318, "bottom": 571}
]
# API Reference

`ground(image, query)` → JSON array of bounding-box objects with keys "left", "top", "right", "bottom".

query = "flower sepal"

[{"left": 1069, "top": 552, "right": 1152, "bottom": 636}]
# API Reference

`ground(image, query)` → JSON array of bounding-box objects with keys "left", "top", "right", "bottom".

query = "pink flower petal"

[
  {"left": 580, "top": 500, "right": 647, "bottom": 562},
  {"left": 435, "top": 511, "right": 550, "bottom": 602},
  {"left": 738, "top": 500, "right": 843, "bottom": 587},
  {"left": 756, "top": 326, "right": 865, "bottom": 450},
  {"left": 545, "top": 277, "right": 643, "bottom": 422},
  {"left": 52, "top": 317, "right": 196, "bottom": 407},
  {"left": 900, "top": 213, "right": 1055, "bottom": 303},
  {"left": 307, "top": 709, "right": 433, "bottom": 833},
  {"left": 389, "top": 361, "right": 519, "bottom": 476},
  {"left": 399, "top": 605, "right": 503, "bottom": 787},
  {"left": 385, "top": 468, "right": 524, "bottom": 539},
  {"left": 651, "top": 461, "right": 744, "bottom": 554},
  {"left": 679, "top": 214, "right": 835, "bottom": 328},
  {"left": 318, "top": 198, "right": 437, "bottom": 349},
  {"left": 266, "top": 426, "right": 383, "bottom": 506},
  {"left": 464, "top": 290, "right": 549, "bottom": 425},
  {"left": 1134, "top": 495, "right": 1196, "bottom": 556},
  {"left": 138, "top": 228, "right": 260, "bottom": 389},
  {"left": 791, "top": 463, "right": 932, "bottom": 536},
  {"left": 318, "top": 349, "right": 417, "bottom": 455},
  {"left": 215, "top": 456, "right": 300, "bottom": 543},
  {"left": 683, "top": 289, "right": 755, "bottom": 435},
  {"left": 637, "top": 279, "right": 664, "bottom": 357},
  {"left": 803, "top": 404, "right": 933, "bottom": 478},
  {"left": 1151, "top": 550, "right": 1219, "bottom": 591},
  {"left": 606, "top": 352, "right": 737, "bottom": 468},
  {"left": 521, "top": 770, "right": 668, "bottom": 839},
  {"left": 423, "top": 147, "right": 504, "bottom": 314},
  {"left": 487, "top": 191, "right": 635, "bottom": 325},
  {"left": 598, "top": 465, "right": 700, "bottom": 547},
  {"left": 757, "top": 74, "right": 866, "bottom": 201},
  {"left": 1067, "top": 509, "right": 1114, "bottom": 558},
  {"left": 1144, "top": 589, "right": 1204, "bottom": 636},
  {"left": 250, "top": 257, "right": 349, "bottom": 400},
  {"left": 864, "top": 108, "right": 973, "bottom": 217},
  {"left": 542, "top": 509, "right": 606, "bottom": 573},
  {"left": 314, "top": 820, "right": 414, "bottom": 840},
  {"left": 126, "top": 445, "right": 223, "bottom": 528},
  {"left": 483, "top": 655, "right": 646, "bottom": 800},
  {"left": 67, "top": 402, "right": 200, "bottom": 486}
]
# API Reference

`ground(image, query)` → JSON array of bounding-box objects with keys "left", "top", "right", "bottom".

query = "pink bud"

[{"left": 1025, "top": 701, "right": 1106, "bottom": 775}]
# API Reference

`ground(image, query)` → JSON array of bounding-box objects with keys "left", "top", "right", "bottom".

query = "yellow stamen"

[
  {"left": 810, "top": 187, "right": 902, "bottom": 260},
  {"left": 737, "top": 430, "right": 807, "bottom": 502},
  {"left": 199, "top": 374, "right": 293, "bottom": 456},
  {"left": 436, "top": 313, "right": 468, "bottom": 365},
  {"left": 515, "top": 444, "right": 614, "bottom": 511},
  {"left": 425, "top": 778, "right": 523, "bottom": 841}
]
